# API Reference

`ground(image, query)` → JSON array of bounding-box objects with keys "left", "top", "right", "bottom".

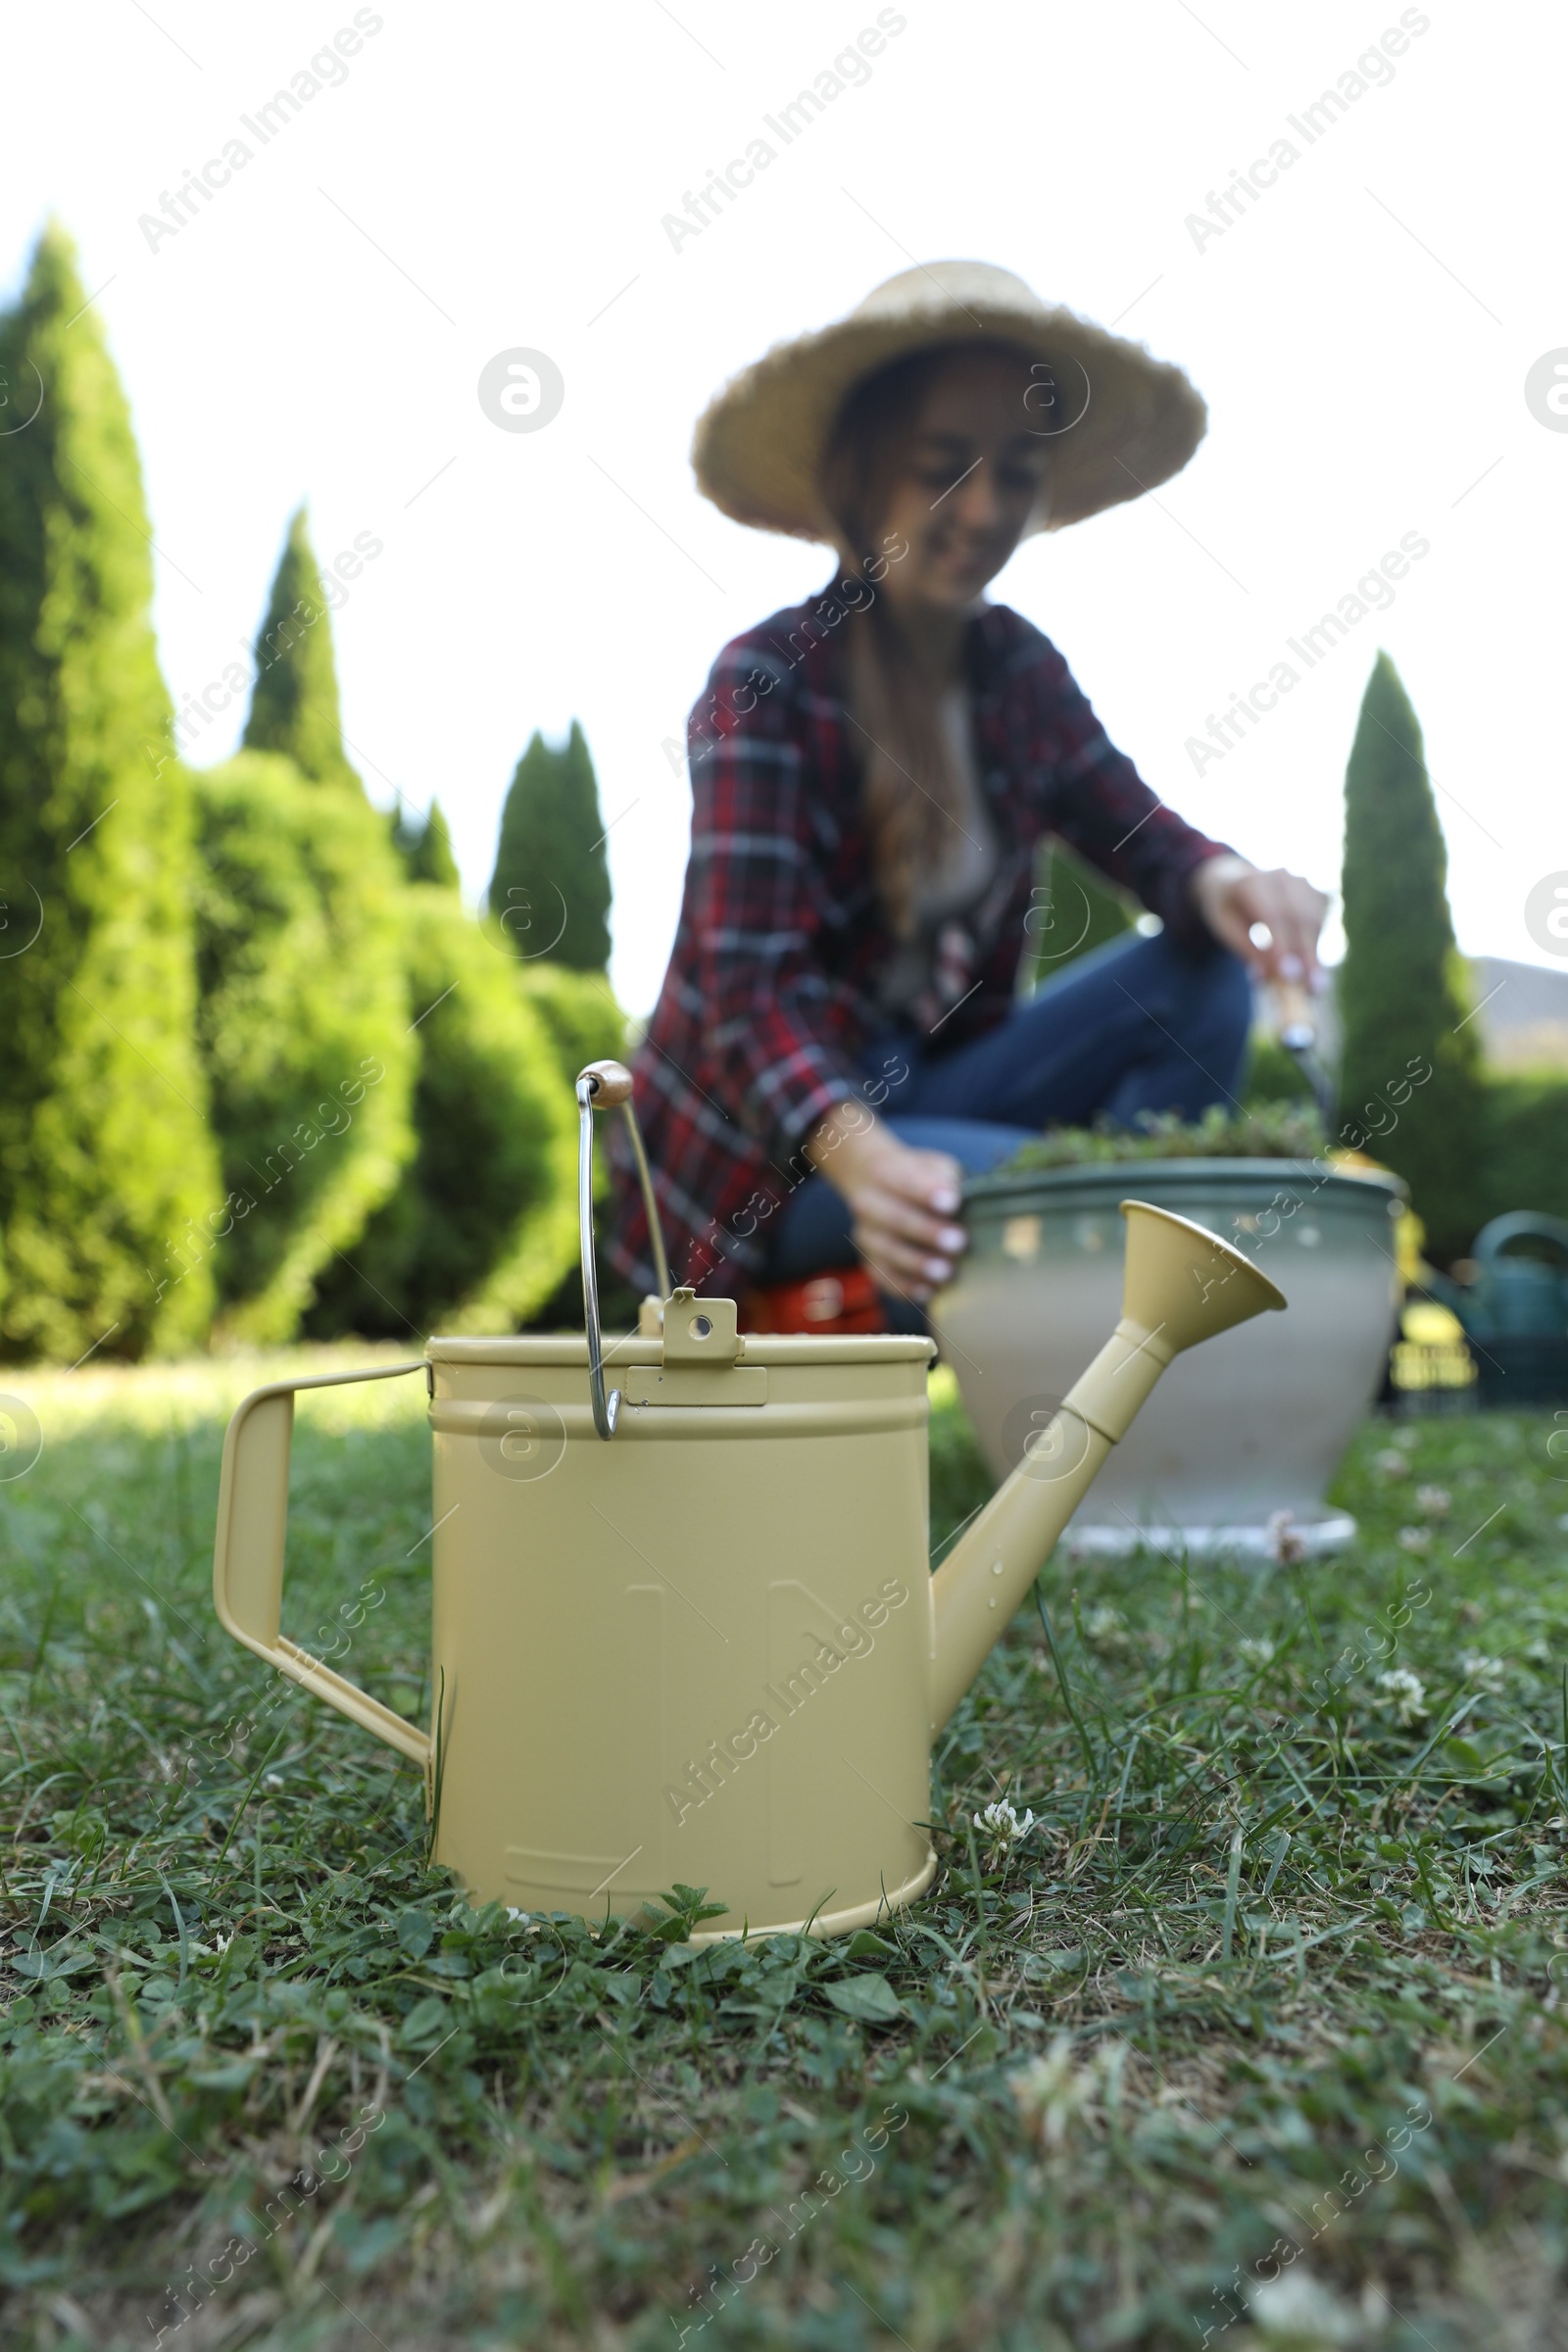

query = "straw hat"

[{"left": 692, "top": 260, "right": 1206, "bottom": 542}]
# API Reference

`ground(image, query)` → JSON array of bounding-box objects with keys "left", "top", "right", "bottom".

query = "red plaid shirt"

[{"left": 608, "top": 588, "right": 1230, "bottom": 1297}]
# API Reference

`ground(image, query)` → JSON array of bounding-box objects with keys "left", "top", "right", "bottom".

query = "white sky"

[{"left": 4, "top": 0, "right": 1563, "bottom": 1014}]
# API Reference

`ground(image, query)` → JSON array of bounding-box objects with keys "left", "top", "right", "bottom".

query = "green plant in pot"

[{"left": 935, "top": 1102, "right": 1406, "bottom": 1559}]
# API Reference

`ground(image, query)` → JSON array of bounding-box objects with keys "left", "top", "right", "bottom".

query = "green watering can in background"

[{"left": 1446, "top": 1213, "right": 1568, "bottom": 1407}]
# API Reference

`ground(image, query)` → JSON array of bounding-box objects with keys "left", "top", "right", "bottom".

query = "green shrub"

[
  {"left": 1474, "top": 1075, "right": 1568, "bottom": 1230},
  {"left": 514, "top": 957, "right": 627, "bottom": 1090},
  {"left": 1244, "top": 1034, "right": 1316, "bottom": 1105},
  {"left": 1020, "top": 838, "right": 1135, "bottom": 992},
  {"left": 307, "top": 889, "right": 576, "bottom": 1338},
  {"left": 192, "top": 751, "right": 414, "bottom": 1342},
  {"left": 0, "top": 225, "right": 220, "bottom": 1359}
]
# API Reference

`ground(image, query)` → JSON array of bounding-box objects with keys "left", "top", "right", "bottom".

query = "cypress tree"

[
  {"left": 1338, "top": 653, "right": 1485, "bottom": 1259},
  {"left": 0, "top": 225, "right": 220, "bottom": 1358},
  {"left": 487, "top": 720, "right": 612, "bottom": 970},
  {"left": 241, "top": 508, "right": 359, "bottom": 791},
  {"left": 390, "top": 797, "right": 460, "bottom": 889}
]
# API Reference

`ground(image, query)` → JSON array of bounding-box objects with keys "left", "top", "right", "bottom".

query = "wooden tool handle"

[
  {"left": 578, "top": 1058, "right": 634, "bottom": 1107},
  {"left": 1274, "top": 979, "right": 1315, "bottom": 1046}
]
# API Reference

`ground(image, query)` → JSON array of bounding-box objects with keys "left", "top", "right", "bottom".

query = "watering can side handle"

[{"left": 212, "top": 1362, "right": 432, "bottom": 1771}]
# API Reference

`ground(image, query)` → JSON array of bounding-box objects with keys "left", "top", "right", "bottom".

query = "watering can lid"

[{"left": 425, "top": 1333, "right": 936, "bottom": 1367}]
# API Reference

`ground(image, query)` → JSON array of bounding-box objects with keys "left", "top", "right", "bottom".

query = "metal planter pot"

[{"left": 937, "top": 1158, "right": 1405, "bottom": 1558}]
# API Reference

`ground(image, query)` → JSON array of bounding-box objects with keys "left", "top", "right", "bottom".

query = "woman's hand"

[
  {"left": 1190, "top": 854, "right": 1330, "bottom": 987},
  {"left": 806, "top": 1105, "right": 966, "bottom": 1302}
]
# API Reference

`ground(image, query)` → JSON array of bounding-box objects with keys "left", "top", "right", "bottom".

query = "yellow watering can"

[{"left": 213, "top": 1061, "right": 1285, "bottom": 1939}]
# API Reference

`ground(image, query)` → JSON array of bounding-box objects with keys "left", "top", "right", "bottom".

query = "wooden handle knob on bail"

[
  {"left": 578, "top": 1058, "right": 634, "bottom": 1107},
  {"left": 574, "top": 1054, "right": 673, "bottom": 1324}
]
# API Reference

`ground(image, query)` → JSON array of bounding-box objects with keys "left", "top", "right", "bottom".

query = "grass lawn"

[{"left": 3, "top": 1351, "right": 1568, "bottom": 2349}]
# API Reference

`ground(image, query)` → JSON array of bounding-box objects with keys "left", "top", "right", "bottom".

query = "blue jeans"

[{"left": 762, "top": 930, "right": 1251, "bottom": 1311}]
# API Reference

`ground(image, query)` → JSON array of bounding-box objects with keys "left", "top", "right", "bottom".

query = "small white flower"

[
  {"left": 1397, "top": 1525, "right": 1432, "bottom": 1554},
  {"left": 1237, "top": 1638, "right": 1276, "bottom": 1670},
  {"left": 1373, "top": 1447, "right": 1410, "bottom": 1480},
  {"left": 972, "top": 1798, "right": 1037, "bottom": 1853},
  {"left": 1460, "top": 1650, "right": 1506, "bottom": 1694},
  {"left": 1009, "top": 2034, "right": 1127, "bottom": 2147},
  {"left": 1378, "top": 1668, "right": 1429, "bottom": 1726},
  {"left": 1266, "top": 1510, "right": 1306, "bottom": 1567},
  {"left": 1416, "top": 1484, "right": 1452, "bottom": 1519},
  {"left": 186, "top": 1927, "right": 236, "bottom": 1962},
  {"left": 1248, "top": 2267, "right": 1360, "bottom": 2343},
  {"left": 262, "top": 1772, "right": 284, "bottom": 1790},
  {"left": 1082, "top": 1603, "right": 1132, "bottom": 1653}
]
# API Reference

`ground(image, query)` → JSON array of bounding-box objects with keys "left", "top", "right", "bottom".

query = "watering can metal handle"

[
  {"left": 576, "top": 1059, "right": 672, "bottom": 1443},
  {"left": 212, "top": 1361, "right": 433, "bottom": 1771}
]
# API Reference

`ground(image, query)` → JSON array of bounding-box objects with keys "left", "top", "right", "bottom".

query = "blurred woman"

[{"left": 611, "top": 263, "right": 1326, "bottom": 1321}]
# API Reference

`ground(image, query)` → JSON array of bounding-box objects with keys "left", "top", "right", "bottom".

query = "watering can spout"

[{"left": 928, "top": 1200, "right": 1286, "bottom": 1729}]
